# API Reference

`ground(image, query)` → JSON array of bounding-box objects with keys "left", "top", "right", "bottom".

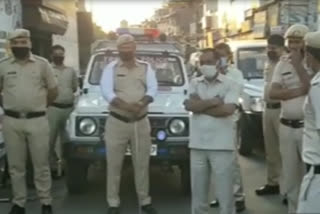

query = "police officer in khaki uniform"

[
  {"left": 48, "top": 45, "right": 78, "bottom": 178},
  {"left": 100, "top": 34, "right": 158, "bottom": 214},
  {"left": 0, "top": 29, "right": 58, "bottom": 214},
  {"left": 256, "top": 35, "right": 285, "bottom": 196},
  {"left": 297, "top": 31, "right": 320, "bottom": 213},
  {"left": 270, "top": 24, "right": 311, "bottom": 213}
]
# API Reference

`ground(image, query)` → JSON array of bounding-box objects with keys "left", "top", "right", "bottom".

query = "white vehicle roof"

[
  {"left": 92, "top": 40, "right": 183, "bottom": 55},
  {"left": 227, "top": 40, "right": 267, "bottom": 51}
]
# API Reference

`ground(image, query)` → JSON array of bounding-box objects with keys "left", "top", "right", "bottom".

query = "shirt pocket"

[
  {"left": 114, "top": 73, "right": 128, "bottom": 91},
  {"left": 282, "top": 71, "right": 297, "bottom": 88},
  {"left": 4, "top": 72, "right": 18, "bottom": 88}
]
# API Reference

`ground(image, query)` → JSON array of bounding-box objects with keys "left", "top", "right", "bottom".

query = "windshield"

[
  {"left": 237, "top": 47, "right": 267, "bottom": 79},
  {"left": 89, "top": 53, "right": 184, "bottom": 86}
]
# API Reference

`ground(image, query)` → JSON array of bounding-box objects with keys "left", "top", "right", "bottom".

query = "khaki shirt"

[
  {"left": 52, "top": 65, "right": 78, "bottom": 104},
  {"left": 189, "top": 75, "right": 241, "bottom": 150},
  {"left": 302, "top": 71, "right": 320, "bottom": 165},
  {"left": 0, "top": 54, "right": 57, "bottom": 112},
  {"left": 271, "top": 56, "right": 305, "bottom": 120},
  {"left": 264, "top": 60, "right": 279, "bottom": 103}
]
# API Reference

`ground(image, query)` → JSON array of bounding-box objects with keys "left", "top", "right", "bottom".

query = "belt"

[
  {"left": 306, "top": 164, "right": 320, "bottom": 174},
  {"left": 4, "top": 110, "right": 46, "bottom": 119},
  {"left": 110, "top": 112, "right": 147, "bottom": 123},
  {"left": 280, "top": 118, "right": 304, "bottom": 129},
  {"left": 52, "top": 103, "right": 73, "bottom": 109},
  {"left": 266, "top": 103, "right": 281, "bottom": 109}
]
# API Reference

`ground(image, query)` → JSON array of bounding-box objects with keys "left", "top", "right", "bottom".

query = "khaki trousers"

[
  {"left": 297, "top": 167, "right": 320, "bottom": 214},
  {"left": 48, "top": 106, "right": 73, "bottom": 170},
  {"left": 105, "top": 116, "right": 152, "bottom": 207},
  {"left": 3, "top": 116, "right": 52, "bottom": 207},
  {"left": 279, "top": 123, "right": 305, "bottom": 213},
  {"left": 263, "top": 108, "right": 283, "bottom": 188},
  {"left": 191, "top": 149, "right": 235, "bottom": 214}
]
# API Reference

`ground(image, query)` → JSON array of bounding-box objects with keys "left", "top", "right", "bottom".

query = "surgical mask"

[
  {"left": 52, "top": 56, "right": 64, "bottom": 65},
  {"left": 200, "top": 65, "right": 218, "bottom": 79},
  {"left": 11, "top": 47, "right": 30, "bottom": 60},
  {"left": 119, "top": 52, "right": 134, "bottom": 61},
  {"left": 267, "top": 51, "right": 279, "bottom": 61},
  {"left": 220, "top": 57, "right": 228, "bottom": 67}
]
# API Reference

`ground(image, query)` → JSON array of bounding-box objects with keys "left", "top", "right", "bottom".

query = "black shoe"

[
  {"left": 255, "top": 184, "right": 280, "bottom": 196},
  {"left": 236, "top": 200, "right": 246, "bottom": 213},
  {"left": 42, "top": 205, "right": 53, "bottom": 214},
  {"left": 210, "top": 199, "right": 219, "bottom": 207},
  {"left": 141, "top": 204, "right": 157, "bottom": 214},
  {"left": 9, "top": 204, "right": 25, "bottom": 214},
  {"left": 107, "top": 207, "right": 120, "bottom": 214}
]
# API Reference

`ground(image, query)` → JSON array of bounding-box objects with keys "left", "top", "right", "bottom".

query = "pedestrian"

[
  {"left": 0, "top": 29, "right": 58, "bottom": 214},
  {"left": 100, "top": 34, "right": 158, "bottom": 214},
  {"left": 209, "top": 43, "right": 246, "bottom": 212},
  {"left": 269, "top": 24, "right": 311, "bottom": 213},
  {"left": 297, "top": 31, "right": 320, "bottom": 213},
  {"left": 184, "top": 48, "right": 241, "bottom": 214},
  {"left": 48, "top": 44, "right": 78, "bottom": 179},
  {"left": 256, "top": 35, "right": 286, "bottom": 197}
]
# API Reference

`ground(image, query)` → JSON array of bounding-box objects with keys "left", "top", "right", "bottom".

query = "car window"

[
  {"left": 89, "top": 53, "right": 184, "bottom": 86},
  {"left": 237, "top": 47, "right": 266, "bottom": 79}
]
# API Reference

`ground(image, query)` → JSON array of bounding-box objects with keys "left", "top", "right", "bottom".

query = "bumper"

[
  {"left": 64, "top": 140, "right": 189, "bottom": 163},
  {"left": 242, "top": 111, "right": 263, "bottom": 139}
]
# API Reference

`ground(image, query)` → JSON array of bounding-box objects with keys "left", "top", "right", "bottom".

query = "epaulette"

[{"left": 33, "top": 55, "right": 49, "bottom": 63}]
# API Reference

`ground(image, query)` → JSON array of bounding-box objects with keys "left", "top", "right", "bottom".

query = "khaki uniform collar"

[
  {"left": 118, "top": 58, "right": 138, "bottom": 67},
  {"left": 10, "top": 53, "right": 36, "bottom": 64},
  {"left": 53, "top": 63, "right": 66, "bottom": 69}
]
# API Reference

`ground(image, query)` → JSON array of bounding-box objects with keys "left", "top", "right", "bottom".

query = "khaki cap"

[
  {"left": 284, "top": 24, "right": 309, "bottom": 38},
  {"left": 304, "top": 31, "right": 320, "bottom": 49},
  {"left": 8, "top": 28, "right": 30, "bottom": 40},
  {"left": 116, "top": 34, "right": 135, "bottom": 46}
]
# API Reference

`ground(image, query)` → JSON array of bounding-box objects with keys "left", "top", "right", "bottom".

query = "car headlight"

[
  {"left": 169, "top": 119, "right": 186, "bottom": 135},
  {"left": 79, "top": 118, "right": 97, "bottom": 136},
  {"left": 250, "top": 97, "right": 264, "bottom": 112}
]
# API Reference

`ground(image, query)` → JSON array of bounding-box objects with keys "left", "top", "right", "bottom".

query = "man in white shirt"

[
  {"left": 184, "top": 48, "right": 241, "bottom": 214},
  {"left": 297, "top": 31, "right": 320, "bottom": 213}
]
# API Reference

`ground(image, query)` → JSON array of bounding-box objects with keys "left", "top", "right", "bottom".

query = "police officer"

[
  {"left": 210, "top": 43, "right": 246, "bottom": 212},
  {"left": 297, "top": 31, "right": 320, "bottom": 213},
  {"left": 100, "top": 34, "right": 158, "bottom": 214},
  {"left": 184, "top": 48, "right": 241, "bottom": 214},
  {"left": 0, "top": 29, "right": 58, "bottom": 214},
  {"left": 256, "top": 35, "right": 285, "bottom": 196},
  {"left": 269, "top": 24, "right": 311, "bottom": 213},
  {"left": 48, "top": 45, "right": 78, "bottom": 178}
]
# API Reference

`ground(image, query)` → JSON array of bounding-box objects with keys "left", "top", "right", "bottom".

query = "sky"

[{"left": 85, "top": 0, "right": 164, "bottom": 32}]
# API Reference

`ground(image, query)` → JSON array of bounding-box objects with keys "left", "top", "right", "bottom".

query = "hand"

[
  {"left": 127, "top": 103, "right": 143, "bottom": 114},
  {"left": 211, "top": 97, "right": 224, "bottom": 106},
  {"left": 289, "top": 50, "right": 304, "bottom": 69},
  {"left": 184, "top": 99, "right": 204, "bottom": 113}
]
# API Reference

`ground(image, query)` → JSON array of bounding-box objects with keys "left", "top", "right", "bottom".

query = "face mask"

[
  {"left": 267, "top": 51, "right": 279, "bottom": 61},
  {"left": 220, "top": 57, "right": 228, "bottom": 67},
  {"left": 52, "top": 56, "right": 64, "bottom": 65},
  {"left": 200, "top": 65, "right": 218, "bottom": 79},
  {"left": 11, "top": 47, "right": 30, "bottom": 60},
  {"left": 119, "top": 52, "right": 134, "bottom": 61}
]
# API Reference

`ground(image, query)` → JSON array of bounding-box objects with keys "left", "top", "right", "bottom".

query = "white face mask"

[{"left": 200, "top": 65, "right": 218, "bottom": 79}]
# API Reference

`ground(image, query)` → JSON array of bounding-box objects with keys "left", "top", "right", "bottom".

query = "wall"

[{"left": 47, "top": 0, "right": 80, "bottom": 71}]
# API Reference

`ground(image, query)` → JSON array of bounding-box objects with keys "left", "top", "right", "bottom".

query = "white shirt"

[
  {"left": 100, "top": 59, "right": 158, "bottom": 103},
  {"left": 189, "top": 75, "right": 241, "bottom": 150},
  {"left": 302, "top": 71, "right": 320, "bottom": 165}
]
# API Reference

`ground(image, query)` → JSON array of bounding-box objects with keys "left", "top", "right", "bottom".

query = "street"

[{"left": 0, "top": 152, "right": 287, "bottom": 214}]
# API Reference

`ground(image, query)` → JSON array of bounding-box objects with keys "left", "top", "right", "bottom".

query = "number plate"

[{"left": 125, "top": 144, "right": 157, "bottom": 156}]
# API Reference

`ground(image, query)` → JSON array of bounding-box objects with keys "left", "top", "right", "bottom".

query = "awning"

[{"left": 23, "top": 4, "right": 68, "bottom": 35}]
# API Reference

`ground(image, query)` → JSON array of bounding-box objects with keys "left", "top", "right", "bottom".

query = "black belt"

[
  {"left": 52, "top": 103, "right": 73, "bottom": 109},
  {"left": 110, "top": 112, "right": 147, "bottom": 123},
  {"left": 266, "top": 103, "right": 281, "bottom": 109},
  {"left": 280, "top": 118, "right": 304, "bottom": 129},
  {"left": 306, "top": 164, "right": 320, "bottom": 174},
  {"left": 4, "top": 110, "right": 46, "bottom": 119}
]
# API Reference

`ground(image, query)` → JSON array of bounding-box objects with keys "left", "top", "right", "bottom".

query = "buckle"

[{"left": 20, "top": 112, "right": 27, "bottom": 118}]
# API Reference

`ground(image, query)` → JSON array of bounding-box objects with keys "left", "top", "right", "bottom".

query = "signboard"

[
  {"left": 241, "top": 20, "right": 252, "bottom": 33},
  {"left": 254, "top": 10, "right": 267, "bottom": 25},
  {"left": 0, "top": 0, "right": 22, "bottom": 33}
]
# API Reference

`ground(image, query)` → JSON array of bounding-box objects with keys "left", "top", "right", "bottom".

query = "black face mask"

[
  {"left": 267, "top": 51, "right": 279, "bottom": 62},
  {"left": 119, "top": 52, "right": 134, "bottom": 61},
  {"left": 11, "top": 47, "right": 30, "bottom": 60},
  {"left": 52, "top": 56, "right": 64, "bottom": 65}
]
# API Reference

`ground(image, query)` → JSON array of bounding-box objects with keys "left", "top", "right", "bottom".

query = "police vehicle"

[
  {"left": 228, "top": 40, "right": 267, "bottom": 156},
  {"left": 64, "top": 28, "right": 191, "bottom": 194}
]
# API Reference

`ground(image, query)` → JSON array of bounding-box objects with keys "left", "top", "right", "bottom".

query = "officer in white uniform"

[
  {"left": 269, "top": 24, "right": 311, "bottom": 213},
  {"left": 297, "top": 31, "right": 320, "bottom": 213},
  {"left": 184, "top": 48, "right": 241, "bottom": 214}
]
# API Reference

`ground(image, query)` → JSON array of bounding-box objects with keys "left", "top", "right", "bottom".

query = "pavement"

[{"left": 0, "top": 152, "right": 288, "bottom": 214}]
